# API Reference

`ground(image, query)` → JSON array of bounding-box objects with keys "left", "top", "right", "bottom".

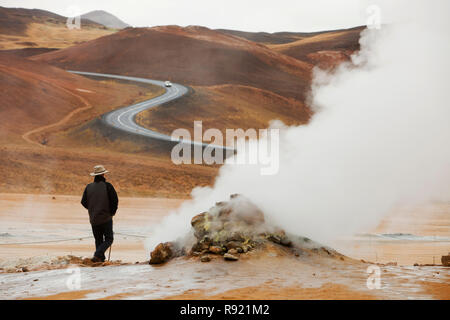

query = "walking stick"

[{"left": 108, "top": 245, "right": 112, "bottom": 262}]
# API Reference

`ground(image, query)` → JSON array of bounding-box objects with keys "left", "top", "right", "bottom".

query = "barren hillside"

[
  {"left": 0, "top": 21, "right": 364, "bottom": 197},
  {"left": 0, "top": 53, "right": 156, "bottom": 141},
  {"left": 268, "top": 26, "right": 365, "bottom": 69},
  {"left": 0, "top": 6, "right": 116, "bottom": 50},
  {"left": 136, "top": 84, "right": 311, "bottom": 141},
  {"left": 32, "top": 26, "right": 313, "bottom": 102},
  {"left": 216, "top": 28, "right": 351, "bottom": 45},
  {"left": 0, "top": 53, "right": 213, "bottom": 197}
]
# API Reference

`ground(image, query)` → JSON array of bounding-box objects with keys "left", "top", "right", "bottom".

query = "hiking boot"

[{"left": 91, "top": 256, "right": 103, "bottom": 263}]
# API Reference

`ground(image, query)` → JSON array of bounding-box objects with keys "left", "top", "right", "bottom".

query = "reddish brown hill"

[
  {"left": 216, "top": 28, "right": 356, "bottom": 45},
  {"left": 0, "top": 6, "right": 115, "bottom": 50},
  {"left": 136, "top": 84, "right": 311, "bottom": 144},
  {"left": 0, "top": 6, "right": 103, "bottom": 36},
  {"left": 216, "top": 29, "right": 310, "bottom": 45},
  {"left": 32, "top": 26, "right": 313, "bottom": 102},
  {"left": 0, "top": 47, "right": 58, "bottom": 58},
  {"left": 0, "top": 53, "right": 206, "bottom": 197},
  {"left": 269, "top": 26, "right": 365, "bottom": 68},
  {"left": 0, "top": 53, "right": 151, "bottom": 141}
]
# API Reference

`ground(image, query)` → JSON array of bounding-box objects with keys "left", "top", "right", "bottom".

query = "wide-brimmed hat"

[{"left": 90, "top": 165, "right": 109, "bottom": 176}]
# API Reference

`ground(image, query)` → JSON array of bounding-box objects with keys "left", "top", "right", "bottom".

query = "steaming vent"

[{"left": 149, "top": 194, "right": 347, "bottom": 264}]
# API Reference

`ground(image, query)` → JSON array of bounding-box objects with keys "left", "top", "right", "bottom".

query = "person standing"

[{"left": 81, "top": 165, "right": 118, "bottom": 262}]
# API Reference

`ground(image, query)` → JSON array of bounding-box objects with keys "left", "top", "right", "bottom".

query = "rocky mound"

[{"left": 149, "top": 194, "right": 347, "bottom": 264}]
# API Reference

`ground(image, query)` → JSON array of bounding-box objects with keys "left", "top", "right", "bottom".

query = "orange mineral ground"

[
  {"left": 0, "top": 194, "right": 448, "bottom": 300},
  {"left": 0, "top": 6, "right": 448, "bottom": 301}
]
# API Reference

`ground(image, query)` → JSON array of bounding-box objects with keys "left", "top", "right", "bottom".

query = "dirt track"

[{"left": 20, "top": 78, "right": 93, "bottom": 147}]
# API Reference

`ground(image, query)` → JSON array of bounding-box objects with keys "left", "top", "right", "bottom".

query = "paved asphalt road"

[
  {"left": 69, "top": 71, "right": 192, "bottom": 142},
  {"left": 69, "top": 71, "right": 235, "bottom": 153}
]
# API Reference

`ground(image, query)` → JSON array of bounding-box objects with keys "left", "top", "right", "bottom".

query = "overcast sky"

[{"left": 2, "top": 0, "right": 376, "bottom": 32}]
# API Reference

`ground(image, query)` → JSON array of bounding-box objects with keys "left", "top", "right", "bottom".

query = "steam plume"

[{"left": 146, "top": 0, "right": 450, "bottom": 250}]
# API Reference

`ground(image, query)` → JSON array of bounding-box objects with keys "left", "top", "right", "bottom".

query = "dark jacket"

[{"left": 81, "top": 175, "right": 118, "bottom": 226}]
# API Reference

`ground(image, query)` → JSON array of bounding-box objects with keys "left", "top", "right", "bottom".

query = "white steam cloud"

[{"left": 146, "top": 0, "right": 450, "bottom": 250}]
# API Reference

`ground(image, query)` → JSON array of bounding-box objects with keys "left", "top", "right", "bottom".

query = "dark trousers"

[{"left": 91, "top": 220, "right": 114, "bottom": 261}]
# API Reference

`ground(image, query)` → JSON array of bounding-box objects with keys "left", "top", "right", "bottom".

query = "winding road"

[{"left": 69, "top": 71, "right": 233, "bottom": 151}]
